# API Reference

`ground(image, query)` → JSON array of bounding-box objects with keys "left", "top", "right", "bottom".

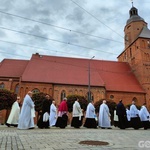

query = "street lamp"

[{"left": 88, "top": 56, "right": 95, "bottom": 102}]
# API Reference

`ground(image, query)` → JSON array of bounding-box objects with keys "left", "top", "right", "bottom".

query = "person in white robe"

[
  {"left": 6, "top": 96, "right": 21, "bottom": 127},
  {"left": 98, "top": 100, "right": 111, "bottom": 129},
  {"left": 139, "top": 103, "right": 150, "bottom": 130},
  {"left": 126, "top": 106, "right": 131, "bottom": 128},
  {"left": 49, "top": 100, "right": 57, "bottom": 127},
  {"left": 71, "top": 98, "right": 83, "bottom": 128},
  {"left": 83, "top": 100, "right": 97, "bottom": 128},
  {"left": 130, "top": 100, "right": 142, "bottom": 129},
  {"left": 18, "top": 91, "right": 35, "bottom": 129},
  {"left": 113, "top": 109, "right": 118, "bottom": 127}
]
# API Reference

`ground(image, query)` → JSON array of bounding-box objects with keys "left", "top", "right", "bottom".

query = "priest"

[
  {"left": 18, "top": 91, "right": 35, "bottom": 129},
  {"left": 71, "top": 98, "right": 83, "bottom": 128},
  {"left": 139, "top": 103, "right": 150, "bottom": 130},
  {"left": 55, "top": 97, "right": 68, "bottom": 128},
  {"left": 84, "top": 100, "right": 97, "bottom": 128},
  {"left": 49, "top": 100, "right": 57, "bottom": 127},
  {"left": 6, "top": 96, "right": 21, "bottom": 127},
  {"left": 130, "top": 100, "right": 142, "bottom": 129},
  {"left": 98, "top": 100, "right": 111, "bottom": 129}
]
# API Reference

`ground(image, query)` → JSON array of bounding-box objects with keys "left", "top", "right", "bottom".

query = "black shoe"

[
  {"left": 101, "top": 127, "right": 105, "bottom": 129},
  {"left": 45, "top": 127, "right": 50, "bottom": 129},
  {"left": 5, "top": 123, "right": 10, "bottom": 127},
  {"left": 107, "top": 127, "right": 112, "bottom": 129},
  {"left": 29, "top": 127, "right": 34, "bottom": 129}
]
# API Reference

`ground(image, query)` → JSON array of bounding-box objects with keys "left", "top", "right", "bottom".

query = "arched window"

[
  {"left": 79, "top": 90, "right": 83, "bottom": 96},
  {"left": 110, "top": 95, "right": 114, "bottom": 99},
  {"left": 61, "top": 90, "right": 66, "bottom": 101},
  {"left": 96, "top": 91, "right": 100, "bottom": 100},
  {"left": 87, "top": 91, "right": 94, "bottom": 101},
  {"left": 130, "top": 48, "right": 132, "bottom": 58},
  {"left": 101, "top": 91, "right": 105, "bottom": 99},
  {"left": 32, "top": 88, "right": 40, "bottom": 94},
  {"left": 74, "top": 89, "right": 78, "bottom": 95},
  {"left": 132, "top": 97, "right": 137, "bottom": 103},
  {"left": 141, "top": 40, "right": 145, "bottom": 48},
  {"left": 0, "top": 83, "right": 4, "bottom": 89},
  {"left": 15, "top": 84, "right": 19, "bottom": 94}
]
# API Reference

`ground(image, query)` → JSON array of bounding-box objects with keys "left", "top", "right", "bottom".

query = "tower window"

[{"left": 130, "top": 48, "right": 132, "bottom": 57}]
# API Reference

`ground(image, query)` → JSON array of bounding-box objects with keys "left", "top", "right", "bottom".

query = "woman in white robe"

[
  {"left": 98, "top": 100, "right": 111, "bottom": 129},
  {"left": 139, "top": 103, "right": 150, "bottom": 130},
  {"left": 49, "top": 100, "right": 57, "bottom": 127},
  {"left": 6, "top": 96, "right": 21, "bottom": 127},
  {"left": 18, "top": 91, "right": 35, "bottom": 129}
]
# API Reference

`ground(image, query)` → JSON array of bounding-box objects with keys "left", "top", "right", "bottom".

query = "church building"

[{"left": 0, "top": 5, "right": 149, "bottom": 108}]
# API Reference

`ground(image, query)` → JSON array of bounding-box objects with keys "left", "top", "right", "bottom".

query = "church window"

[
  {"left": 74, "top": 89, "right": 78, "bottom": 95},
  {"left": 147, "top": 40, "right": 150, "bottom": 48},
  {"left": 110, "top": 95, "right": 114, "bottom": 99},
  {"left": 32, "top": 88, "right": 40, "bottom": 94},
  {"left": 124, "top": 52, "right": 127, "bottom": 59},
  {"left": 79, "top": 90, "right": 83, "bottom": 96},
  {"left": 101, "top": 91, "right": 105, "bottom": 99},
  {"left": 130, "top": 48, "right": 132, "bottom": 57},
  {"left": 131, "top": 57, "right": 135, "bottom": 65},
  {"left": 87, "top": 91, "right": 94, "bottom": 101},
  {"left": 127, "top": 25, "right": 131, "bottom": 29},
  {"left": 0, "top": 83, "right": 4, "bottom": 89},
  {"left": 132, "top": 97, "right": 137, "bottom": 102},
  {"left": 141, "top": 40, "right": 145, "bottom": 48},
  {"left": 15, "top": 84, "right": 19, "bottom": 94},
  {"left": 61, "top": 90, "right": 66, "bottom": 101}
]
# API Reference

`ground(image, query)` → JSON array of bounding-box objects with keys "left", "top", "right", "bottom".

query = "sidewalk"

[{"left": 0, "top": 125, "right": 149, "bottom": 150}]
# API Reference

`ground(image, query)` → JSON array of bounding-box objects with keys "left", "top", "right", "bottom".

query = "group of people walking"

[
  {"left": 115, "top": 100, "right": 150, "bottom": 130},
  {"left": 5, "top": 91, "right": 150, "bottom": 130}
]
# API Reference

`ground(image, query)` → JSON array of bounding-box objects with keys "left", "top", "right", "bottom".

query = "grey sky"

[{"left": 0, "top": 0, "right": 149, "bottom": 61}]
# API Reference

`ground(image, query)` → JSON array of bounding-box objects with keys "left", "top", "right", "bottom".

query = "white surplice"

[
  {"left": 139, "top": 106, "right": 150, "bottom": 121},
  {"left": 49, "top": 103, "right": 57, "bottom": 126},
  {"left": 85, "top": 103, "right": 95, "bottom": 118},
  {"left": 18, "top": 94, "right": 35, "bottom": 129},
  {"left": 7, "top": 101, "right": 20, "bottom": 125},
  {"left": 130, "top": 104, "right": 139, "bottom": 118},
  {"left": 98, "top": 103, "right": 111, "bottom": 128}
]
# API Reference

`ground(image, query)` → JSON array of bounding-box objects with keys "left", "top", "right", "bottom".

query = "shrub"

[
  {"left": 32, "top": 92, "right": 53, "bottom": 112},
  {"left": 0, "top": 89, "right": 16, "bottom": 110},
  {"left": 67, "top": 95, "right": 88, "bottom": 113}
]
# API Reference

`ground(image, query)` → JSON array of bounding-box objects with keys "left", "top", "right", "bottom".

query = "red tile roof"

[
  {"left": 0, "top": 59, "right": 29, "bottom": 78},
  {"left": 21, "top": 54, "right": 145, "bottom": 93}
]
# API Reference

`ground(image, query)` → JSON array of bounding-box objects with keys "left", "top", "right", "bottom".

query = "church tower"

[{"left": 118, "top": 4, "right": 150, "bottom": 107}]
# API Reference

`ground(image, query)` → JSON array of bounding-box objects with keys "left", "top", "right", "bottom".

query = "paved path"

[{"left": 0, "top": 125, "right": 150, "bottom": 150}]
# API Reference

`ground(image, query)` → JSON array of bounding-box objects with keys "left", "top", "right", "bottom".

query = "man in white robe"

[
  {"left": 49, "top": 100, "right": 57, "bottom": 127},
  {"left": 18, "top": 91, "right": 35, "bottom": 129},
  {"left": 83, "top": 100, "right": 97, "bottom": 128},
  {"left": 6, "top": 96, "right": 21, "bottom": 127},
  {"left": 98, "top": 100, "right": 111, "bottom": 129},
  {"left": 139, "top": 103, "right": 150, "bottom": 130},
  {"left": 71, "top": 98, "right": 83, "bottom": 128},
  {"left": 130, "top": 100, "right": 142, "bottom": 129}
]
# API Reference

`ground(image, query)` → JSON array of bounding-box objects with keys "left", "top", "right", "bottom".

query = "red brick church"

[{"left": 0, "top": 6, "right": 150, "bottom": 109}]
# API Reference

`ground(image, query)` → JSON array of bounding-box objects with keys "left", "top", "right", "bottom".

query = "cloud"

[{"left": 0, "top": 0, "right": 149, "bottom": 61}]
